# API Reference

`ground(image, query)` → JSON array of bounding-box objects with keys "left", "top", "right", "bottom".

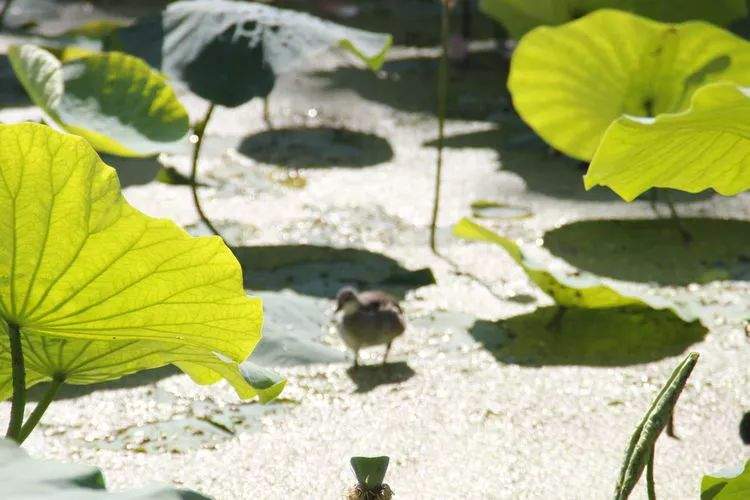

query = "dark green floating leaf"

[
  {"left": 351, "top": 456, "right": 390, "bottom": 489},
  {"left": 113, "top": 0, "right": 392, "bottom": 107},
  {"left": 0, "top": 438, "right": 209, "bottom": 499},
  {"left": 615, "top": 352, "right": 699, "bottom": 500}
]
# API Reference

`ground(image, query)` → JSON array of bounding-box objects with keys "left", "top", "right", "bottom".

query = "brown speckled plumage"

[{"left": 336, "top": 287, "right": 405, "bottom": 367}]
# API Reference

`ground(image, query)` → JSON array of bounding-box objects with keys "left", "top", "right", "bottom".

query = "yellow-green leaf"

[
  {"left": 0, "top": 123, "right": 281, "bottom": 402},
  {"left": 480, "top": 0, "right": 748, "bottom": 40},
  {"left": 585, "top": 83, "right": 750, "bottom": 201},
  {"left": 8, "top": 45, "right": 189, "bottom": 158},
  {"left": 508, "top": 9, "right": 750, "bottom": 160},
  {"left": 453, "top": 218, "right": 696, "bottom": 318}
]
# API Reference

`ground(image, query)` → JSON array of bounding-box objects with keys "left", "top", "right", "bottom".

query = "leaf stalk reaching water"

[
  {"left": 430, "top": 0, "right": 450, "bottom": 252},
  {"left": 17, "top": 374, "right": 65, "bottom": 444},
  {"left": 190, "top": 103, "right": 224, "bottom": 239},
  {"left": 5, "top": 323, "right": 25, "bottom": 442}
]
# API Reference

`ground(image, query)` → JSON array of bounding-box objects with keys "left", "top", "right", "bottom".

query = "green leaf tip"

[
  {"left": 614, "top": 352, "right": 699, "bottom": 500},
  {"left": 351, "top": 456, "right": 390, "bottom": 489},
  {"left": 508, "top": 9, "right": 750, "bottom": 161},
  {"left": 0, "top": 123, "right": 282, "bottom": 403},
  {"left": 8, "top": 44, "right": 189, "bottom": 157},
  {"left": 702, "top": 459, "right": 750, "bottom": 499}
]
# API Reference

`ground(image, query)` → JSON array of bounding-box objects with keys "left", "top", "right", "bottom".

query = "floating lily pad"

[
  {"left": 454, "top": 218, "right": 698, "bottom": 319},
  {"left": 8, "top": 44, "right": 189, "bottom": 157},
  {"left": 0, "top": 123, "right": 280, "bottom": 403},
  {"left": 584, "top": 84, "right": 750, "bottom": 201},
  {"left": 480, "top": 0, "right": 748, "bottom": 40},
  {"left": 508, "top": 10, "right": 750, "bottom": 160},
  {"left": 112, "top": 0, "right": 392, "bottom": 107},
  {"left": 0, "top": 438, "right": 209, "bottom": 499},
  {"left": 470, "top": 200, "right": 532, "bottom": 220}
]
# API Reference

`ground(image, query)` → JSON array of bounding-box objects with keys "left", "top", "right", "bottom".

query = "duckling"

[{"left": 335, "top": 287, "right": 406, "bottom": 368}]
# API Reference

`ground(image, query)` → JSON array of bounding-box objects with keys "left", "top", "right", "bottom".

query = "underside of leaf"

[{"left": 0, "top": 123, "right": 278, "bottom": 401}]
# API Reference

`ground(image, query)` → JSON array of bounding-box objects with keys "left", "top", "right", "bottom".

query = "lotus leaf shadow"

[
  {"left": 544, "top": 218, "right": 750, "bottom": 286},
  {"left": 0, "top": 54, "right": 28, "bottom": 106},
  {"left": 470, "top": 306, "right": 706, "bottom": 366},
  {"left": 238, "top": 127, "right": 393, "bottom": 168},
  {"left": 102, "top": 154, "right": 163, "bottom": 187},
  {"left": 346, "top": 361, "right": 415, "bottom": 393},
  {"left": 232, "top": 245, "right": 435, "bottom": 298}
]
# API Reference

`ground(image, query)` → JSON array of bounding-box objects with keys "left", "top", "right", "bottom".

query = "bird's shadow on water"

[
  {"left": 424, "top": 124, "right": 714, "bottom": 203},
  {"left": 346, "top": 361, "right": 416, "bottom": 393},
  {"left": 470, "top": 306, "right": 706, "bottom": 367},
  {"left": 232, "top": 245, "right": 435, "bottom": 299},
  {"left": 314, "top": 50, "right": 509, "bottom": 121},
  {"left": 237, "top": 126, "right": 394, "bottom": 168},
  {"left": 544, "top": 218, "right": 750, "bottom": 286},
  {"left": 27, "top": 365, "right": 179, "bottom": 402}
]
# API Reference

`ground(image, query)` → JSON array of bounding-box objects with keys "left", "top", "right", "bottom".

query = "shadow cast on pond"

[
  {"left": 27, "top": 365, "right": 179, "bottom": 402},
  {"left": 315, "top": 50, "right": 508, "bottom": 121},
  {"left": 102, "top": 154, "right": 163, "bottom": 188},
  {"left": 238, "top": 127, "right": 393, "bottom": 168},
  {"left": 544, "top": 218, "right": 750, "bottom": 286},
  {"left": 470, "top": 306, "right": 706, "bottom": 367},
  {"left": 346, "top": 361, "right": 416, "bottom": 393},
  {"left": 0, "top": 54, "right": 31, "bottom": 108},
  {"left": 426, "top": 125, "right": 713, "bottom": 203},
  {"left": 232, "top": 245, "right": 435, "bottom": 299}
]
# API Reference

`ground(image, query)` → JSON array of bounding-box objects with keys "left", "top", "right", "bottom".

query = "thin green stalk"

[
  {"left": 5, "top": 323, "right": 25, "bottom": 442},
  {"left": 663, "top": 191, "right": 692, "bottom": 244},
  {"left": 646, "top": 444, "right": 656, "bottom": 500},
  {"left": 429, "top": 0, "right": 450, "bottom": 253},
  {"left": 0, "top": 0, "right": 15, "bottom": 29},
  {"left": 263, "top": 96, "right": 272, "bottom": 129},
  {"left": 17, "top": 374, "right": 64, "bottom": 444},
  {"left": 190, "top": 103, "right": 224, "bottom": 239}
]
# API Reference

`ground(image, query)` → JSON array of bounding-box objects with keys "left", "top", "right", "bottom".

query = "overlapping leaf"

[
  {"left": 9, "top": 44, "right": 189, "bottom": 157},
  {"left": 480, "top": 0, "right": 747, "bottom": 39},
  {"left": 453, "top": 218, "right": 697, "bottom": 319},
  {"left": 0, "top": 123, "right": 282, "bottom": 403},
  {"left": 508, "top": 9, "right": 750, "bottom": 160},
  {"left": 110, "top": 0, "right": 392, "bottom": 107},
  {"left": 584, "top": 83, "right": 750, "bottom": 201}
]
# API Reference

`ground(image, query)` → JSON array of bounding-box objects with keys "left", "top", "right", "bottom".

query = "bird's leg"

[
  {"left": 382, "top": 341, "right": 393, "bottom": 365},
  {"left": 353, "top": 349, "right": 359, "bottom": 369}
]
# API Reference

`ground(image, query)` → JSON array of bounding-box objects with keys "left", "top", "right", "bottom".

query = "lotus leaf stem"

[
  {"left": 646, "top": 444, "right": 656, "bottom": 500},
  {"left": 0, "top": 0, "right": 14, "bottom": 29},
  {"left": 189, "top": 103, "right": 224, "bottom": 239},
  {"left": 5, "top": 323, "right": 25, "bottom": 442},
  {"left": 17, "top": 374, "right": 65, "bottom": 444},
  {"left": 429, "top": 0, "right": 450, "bottom": 253}
]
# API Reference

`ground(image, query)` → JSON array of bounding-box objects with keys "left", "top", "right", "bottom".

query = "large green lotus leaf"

[
  {"left": 480, "top": 0, "right": 748, "bottom": 39},
  {"left": 584, "top": 83, "right": 750, "bottom": 201},
  {"left": 702, "top": 460, "right": 750, "bottom": 499},
  {"left": 0, "top": 123, "right": 282, "bottom": 403},
  {"left": 453, "top": 218, "right": 697, "bottom": 319},
  {"left": 8, "top": 45, "right": 189, "bottom": 158},
  {"left": 0, "top": 438, "right": 210, "bottom": 499},
  {"left": 110, "top": 0, "right": 392, "bottom": 107},
  {"left": 508, "top": 9, "right": 750, "bottom": 161}
]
